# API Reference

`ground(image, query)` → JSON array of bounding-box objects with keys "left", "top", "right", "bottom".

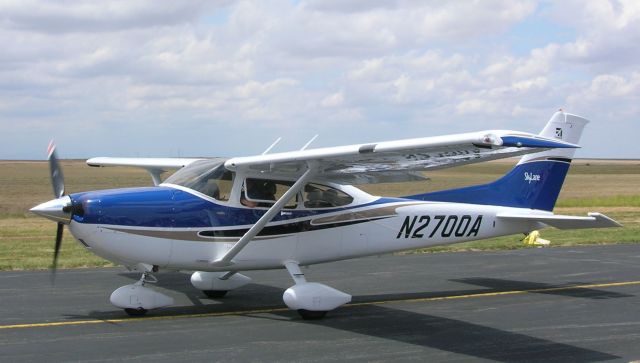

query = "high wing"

[
  {"left": 224, "top": 130, "right": 578, "bottom": 184},
  {"left": 86, "top": 157, "right": 203, "bottom": 185}
]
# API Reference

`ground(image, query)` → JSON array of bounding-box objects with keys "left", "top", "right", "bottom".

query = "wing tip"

[{"left": 588, "top": 212, "right": 624, "bottom": 227}]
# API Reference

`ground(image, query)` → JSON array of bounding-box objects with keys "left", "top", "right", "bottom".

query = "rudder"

[{"left": 517, "top": 110, "right": 588, "bottom": 165}]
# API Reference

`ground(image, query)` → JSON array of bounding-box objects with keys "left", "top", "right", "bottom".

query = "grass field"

[{"left": 0, "top": 159, "right": 639, "bottom": 270}]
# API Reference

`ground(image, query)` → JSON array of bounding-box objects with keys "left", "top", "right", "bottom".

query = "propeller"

[
  {"left": 31, "top": 142, "right": 77, "bottom": 283},
  {"left": 48, "top": 141, "right": 65, "bottom": 199},
  {"left": 47, "top": 141, "right": 65, "bottom": 281}
]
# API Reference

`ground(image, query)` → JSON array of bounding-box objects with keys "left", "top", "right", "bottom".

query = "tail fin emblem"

[{"left": 555, "top": 128, "right": 563, "bottom": 139}]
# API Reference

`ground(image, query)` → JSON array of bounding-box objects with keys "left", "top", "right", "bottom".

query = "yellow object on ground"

[{"left": 522, "top": 230, "right": 551, "bottom": 246}]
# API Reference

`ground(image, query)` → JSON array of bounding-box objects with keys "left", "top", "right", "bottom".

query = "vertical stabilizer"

[{"left": 518, "top": 111, "right": 588, "bottom": 165}]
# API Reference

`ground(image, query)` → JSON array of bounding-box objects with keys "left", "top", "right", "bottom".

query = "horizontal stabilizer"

[{"left": 496, "top": 212, "right": 622, "bottom": 229}]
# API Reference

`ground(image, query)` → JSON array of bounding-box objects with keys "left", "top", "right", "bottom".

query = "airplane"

[{"left": 30, "top": 110, "right": 621, "bottom": 319}]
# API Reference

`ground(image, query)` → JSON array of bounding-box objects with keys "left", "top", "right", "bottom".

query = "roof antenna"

[
  {"left": 262, "top": 137, "right": 282, "bottom": 155},
  {"left": 300, "top": 135, "right": 319, "bottom": 151}
]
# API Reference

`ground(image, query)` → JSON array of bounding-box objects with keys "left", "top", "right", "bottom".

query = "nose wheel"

[
  {"left": 110, "top": 271, "right": 174, "bottom": 316},
  {"left": 297, "top": 309, "right": 328, "bottom": 320},
  {"left": 203, "top": 290, "right": 229, "bottom": 298},
  {"left": 123, "top": 272, "right": 154, "bottom": 316},
  {"left": 124, "top": 307, "right": 147, "bottom": 317}
]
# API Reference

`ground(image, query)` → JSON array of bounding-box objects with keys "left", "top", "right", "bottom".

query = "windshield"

[{"left": 164, "top": 159, "right": 233, "bottom": 201}]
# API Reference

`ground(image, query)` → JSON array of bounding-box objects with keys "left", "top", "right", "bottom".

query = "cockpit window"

[
  {"left": 164, "top": 159, "right": 233, "bottom": 201},
  {"left": 303, "top": 183, "right": 353, "bottom": 208}
]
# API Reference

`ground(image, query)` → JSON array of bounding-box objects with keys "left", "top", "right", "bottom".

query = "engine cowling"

[{"left": 283, "top": 282, "right": 351, "bottom": 312}]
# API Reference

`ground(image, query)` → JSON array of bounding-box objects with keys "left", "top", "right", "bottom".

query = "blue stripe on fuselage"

[{"left": 70, "top": 187, "right": 404, "bottom": 228}]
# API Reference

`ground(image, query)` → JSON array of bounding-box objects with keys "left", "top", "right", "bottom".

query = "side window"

[
  {"left": 243, "top": 178, "right": 297, "bottom": 208},
  {"left": 303, "top": 183, "right": 353, "bottom": 208}
]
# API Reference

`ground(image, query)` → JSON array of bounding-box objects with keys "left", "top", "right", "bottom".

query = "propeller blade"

[
  {"left": 51, "top": 222, "right": 64, "bottom": 282},
  {"left": 48, "top": 141, "right": 65, "bottom": 198}
]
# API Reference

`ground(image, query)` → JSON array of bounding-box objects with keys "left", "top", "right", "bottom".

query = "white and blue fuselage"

[{"left": 66, "top": 179, "right": 544, "bottom": 272}]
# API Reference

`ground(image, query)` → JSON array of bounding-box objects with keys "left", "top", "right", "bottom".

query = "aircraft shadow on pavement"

[
  {"left": 450, "top": 277, "right": 634, "bottom": 299},
  {"left": 282, "top": 305, "right": 620, "bottom": 362},
  {"left": 347, "top": 277, "right": 634, "bottom": 304},
  {"left": 63, "top": 275, "right": 623, "bottom": 361}
]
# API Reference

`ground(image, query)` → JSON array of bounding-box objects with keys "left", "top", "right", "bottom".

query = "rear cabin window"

[{"left": 303, "top": 183, "right": 353, "bottom": 208}]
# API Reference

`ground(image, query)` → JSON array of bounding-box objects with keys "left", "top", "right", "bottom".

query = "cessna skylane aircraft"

[{"left": 31, "top": 111, "right": 621, "bottom": 319}]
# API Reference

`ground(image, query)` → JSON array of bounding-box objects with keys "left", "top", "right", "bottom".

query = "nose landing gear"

[{"left": 110, "top": 271, "right": 174, "bottom": 317}]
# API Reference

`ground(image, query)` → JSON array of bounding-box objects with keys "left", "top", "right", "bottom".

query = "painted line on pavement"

[{"left": 2, "top": 280, "right": 639, "bottom": 330}]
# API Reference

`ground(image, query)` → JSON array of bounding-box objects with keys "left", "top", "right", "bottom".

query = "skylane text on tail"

[{"left": 31, "top": 110, "right": 621, "bottom": 319}]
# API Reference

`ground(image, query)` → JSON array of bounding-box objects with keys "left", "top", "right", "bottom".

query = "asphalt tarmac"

[{"left": 2, "top": 244, "right": 640, "bottom": 362}]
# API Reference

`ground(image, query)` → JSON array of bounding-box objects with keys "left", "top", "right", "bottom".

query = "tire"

[
  {"left": 298, "top": 309, "right": 327, "bottom": 320},
  {"left": 203, "top": 290, "right": 228, "bottom": 298},
  {"left": 124, "top": 308, "right": 147, "bottom": 317}
]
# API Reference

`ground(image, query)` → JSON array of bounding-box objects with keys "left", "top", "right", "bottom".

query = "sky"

[{"left": 1, "top": 0, "right": 639, "bottom": 160}]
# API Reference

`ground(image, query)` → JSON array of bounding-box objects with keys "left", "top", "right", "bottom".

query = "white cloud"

[
  {"left": 266, "top": 1, "right": 536, "bottom": 59},
  {"left": 0, "top": 0, "right": 638, "bottom": 159},
  {"left": 567, "top": 72, "right": 640, "bottom": 116},
  {"left": 233, "top": 79, "right": 298, "bottom": 99},
  {"left": 321, "top": 91, "right": 345, "bottom": 108},
  {"left": 544, "top": 0, "right": 640, "bottom": 71},
  {"left": 0, "top": 0, "right": 221, "bottom": 33}
]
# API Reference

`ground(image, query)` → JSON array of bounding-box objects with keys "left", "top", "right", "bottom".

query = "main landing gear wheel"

[
  {"left": 282, "top": 261, "right": 351, "bottom": 320},
  {"left": 297, "top": 309, "right": 327, "bottom": 320},
  {"left": 124, "top": 308, "right": 148, "bottom": 317},
  {"left": 203, "top": 290, "right": 228, "bottom": 298}
]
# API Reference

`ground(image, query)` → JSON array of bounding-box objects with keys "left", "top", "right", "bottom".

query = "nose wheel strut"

[{"left": 110, "top": 270, "right": 174, "bottom": 317}]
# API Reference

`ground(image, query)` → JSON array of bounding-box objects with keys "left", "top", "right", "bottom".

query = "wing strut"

[
  {"left": 146, "top": 168, "right": 165, "bottom": 186},
  {"left": 300, "top": 135, "right": 318, "bottom": 151},
  {"left": 262, "top": 137, "right": 282, "bottom": 155},
  {"left": 211, "top": 165, "right": 316, "bottom": 267}
]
